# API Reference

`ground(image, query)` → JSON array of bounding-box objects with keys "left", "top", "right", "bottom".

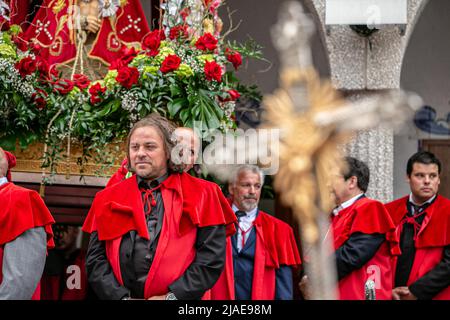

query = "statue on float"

[{"left": 23, "top": 0, "right": 150, "bottom": 79}]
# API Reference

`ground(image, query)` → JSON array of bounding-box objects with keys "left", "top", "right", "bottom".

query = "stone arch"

[{"left": 395, "top": 0, "right": 450, "bottom": 198}]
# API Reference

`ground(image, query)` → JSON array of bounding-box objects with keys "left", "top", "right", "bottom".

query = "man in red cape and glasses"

[
  {"left": 385, "top": 151, "right": 450, "bottom": 300},
  {"left": 23, "top": 0, "right": 150, "bottom": 78},
  {"left": 83, "top": 113, "right": 236, "bottom": 300},
  {"left": 0, "top": 148, "right": 55, "bottom": 299}
]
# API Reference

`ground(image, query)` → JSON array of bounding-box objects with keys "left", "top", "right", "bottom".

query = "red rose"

[
  {"left": 31, "top": 43, "right": 43, "bottom": 54},
  {"left": 53, "top": 79, "right": 74, "bottom": 95},
  {"left": 169, "top": 25, "right": 188, "bottom": 40},
  {"left": 35, "top": 58, "right": 50, "bottom": 80},
  {"left": 73, "top": 74, "right": 91, "bottom": 90},
  {"left": 116, "top": 66, "right": 140, "bottom": 89},
  {"left": 109, "top": 58, "right": 127, "bottom": 70},
  {"left": 160, "top": 54, "right": 181, "bottom": 73},
  {"left": 32, "top": 89, "right": 48, "bottom": 110},
  {"left": 49, "top": 65, "right": 60, "bottom": 80},
  {"left": 195, "top": 33, "right": 218, "bottom": 51},
  {"left": 15, "top": 56, "right": 37, "bottom": 77},
  {"left": 142, "top": 30, "right": 165, "bottom": 56},
  {"left": 119, "top": 46, "right": 139, "bottom": 65},
  {"left": 203, "top": 0, "right": 220, "bottom": 13},
  {"left": 89, "top": 83, "right": 107, "bottom": 105},
  {"left": 204, "top": 60, "right": 222, "bottom": 82},
  {"left": 219, "top": 89, "right": 240, "bottom": 102},
  {"left": 227, "top": 89, "right": 240, "bottom": 101},
  {"left": 180, "top": 7, "right": 191, "bottom": 21},
  {"left": 226, "top": 49, "right": 242, "bottom": 70}
]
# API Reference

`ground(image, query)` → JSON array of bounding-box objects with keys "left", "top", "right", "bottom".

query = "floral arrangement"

[{"left": 0, "top": 0, "right": 262, "bottom": 176}]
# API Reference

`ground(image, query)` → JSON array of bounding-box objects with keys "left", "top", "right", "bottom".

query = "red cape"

[
  {"left": 0, "top": 183, "right": 54, "bottom": 247},
  {"left": 9, "top": 0, "right": 31, "bottom": 31},
  {"left": 106, "top": 158, "right": 129, "bottom": 188},
  {"left": 385, "top": 195, "right": 450, "bottom": 249},
  {"left": 385, "top": 195, "right": 450, "bottom": 300},
  {"left": 24, "top": 0, "right": 150, "bottom": 67},
  {"left": 3, "top": 150, "right": 16, "bottom": 182},
  {"left": 0, "top": 182, "right": 55, "bottom": 300},
  {"left": 82, "top": 173, "right": 236, "bottom": 299},
  {"left": 83, "top": 173, "right": 236, "bottom": 239},
  {"left": 331, "top": 197, "right": 395, "bottom": 300},
  {"left": 252, "top": 211, "right": 301, "bottom": 299}
]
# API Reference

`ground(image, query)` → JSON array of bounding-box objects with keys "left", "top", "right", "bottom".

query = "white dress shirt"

[
  {"left": 408, "top": 193, "right": 436, "bottom": 214},
  {"left": 0, "top": 177, "right": 8, "bottom": 186},
  {"left": 232, "top": 204, "right": 258, "bottom": 252},
  {"left": 332, "top": 193, "right": 364, "bottom": 216}
]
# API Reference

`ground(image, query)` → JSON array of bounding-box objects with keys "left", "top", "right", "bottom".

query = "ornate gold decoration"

[
  {"left": 263, "top": 68, "right": 349, "bottom": 244},
  {"left": 13, "top": 141, "right": 126, "bottom": 177},
  {"left": 52, "top": 0, "right": 66, "bottom": 15}
]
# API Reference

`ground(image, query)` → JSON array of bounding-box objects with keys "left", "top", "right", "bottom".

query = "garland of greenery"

[{"left": 0, "top": 11, "right": 262, "bottom": 178}]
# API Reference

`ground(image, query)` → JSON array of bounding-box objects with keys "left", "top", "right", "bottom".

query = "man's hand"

[
  {"left": 392, "top": 286, "right": 418, "bottom": 300},
  {"left": 299, "top": 275, "right": 312, "bottom": 300}
]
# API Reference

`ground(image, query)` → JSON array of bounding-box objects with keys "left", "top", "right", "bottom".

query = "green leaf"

[
  {"left": 170, "top": 84, "right": 182, "bottom": 97},
  {"left": 179, "top": 108, "right": 190, "bottom": 123},
  {"left": 0, "top": 135, "right": 17, "bottom": 150},
  {"left": 167, "top": 97, "right": 186, "bottom": 117}
]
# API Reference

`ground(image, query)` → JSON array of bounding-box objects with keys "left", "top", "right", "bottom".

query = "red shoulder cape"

[
  {"left": 106, "top": 159, "right": 129, "bottom": 188},
  {"left": 82, "top": 173, "right": 236, "bottom": 239},
  {"left": 255, "top": 211, "right": 302, "bottom": 268},
  {"left": 0, "top": 183, "right": 55, "bottom": 247},
  {"left": 332, "top": 197, "right": 395, "bottom": 300},
  {"left": 385, "top": 195, "right": 450, "bottom": 249},
  {"left": 385, "top": 195, "right": 450, "bottom": 299},
  {"left": 250, "top": 211, "right": 301, "bottom": 299}
]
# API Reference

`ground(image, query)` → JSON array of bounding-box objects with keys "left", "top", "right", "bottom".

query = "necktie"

[
  {"left": 140, "top": 181, "right": 161, "bottom": 216},
  {"left": 402, "top": 201, "right": 429, "bottom": 241},
  {"left": 139, "top": 180, "right": 161, "bottom": 242},
  {"left": 235, "top": 210, "right": 246, "bottom": 221},
  {"left": 235, "top": 211, "right": 252, "bottom": 250}
]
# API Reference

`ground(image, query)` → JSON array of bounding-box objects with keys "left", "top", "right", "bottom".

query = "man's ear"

[
  {"left": 349, "top": 176, "right": 358, "bottom": 189},
  {"left": 228, "top": 183, "right": 234, "bottom": 197}
]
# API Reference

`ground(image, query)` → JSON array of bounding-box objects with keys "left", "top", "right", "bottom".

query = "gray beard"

[{"left": 241, "top": 200, "right": 257, "bottom": 212}]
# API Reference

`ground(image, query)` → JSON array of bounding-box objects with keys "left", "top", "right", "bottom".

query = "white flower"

[{"left": 99, "top": 0, "right": 120, "bottom": 18}]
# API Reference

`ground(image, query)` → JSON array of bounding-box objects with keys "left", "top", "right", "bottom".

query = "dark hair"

[
  {"left": 342, "top": 156, "right": 370, "bottom": 192},
  {"left": 406, "top": 151, "right": 441, "bottom": 177},
  {"left": 126, "top": 113, "right": 184, "bottom": 173}
]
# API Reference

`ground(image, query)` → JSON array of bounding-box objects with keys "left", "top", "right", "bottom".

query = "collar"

[
  {"left": 137, "top": 173, "right": 169, "bottom": 189},
  {"left": 408, "top": 193, "right": 436, "bottom": 207},
  {"left": 0, "top": 177, "right": 8, "bottom": 186},
  {"left": 232, "top": 204, "right": 258, "bottom": 220},
  {"left": 333, "top": 193, "right": 364, "bottom": 216}
]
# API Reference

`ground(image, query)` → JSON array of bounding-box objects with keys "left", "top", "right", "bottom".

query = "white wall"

[{"left": 396, "top": 0, "right": 450, "bottom": 198}]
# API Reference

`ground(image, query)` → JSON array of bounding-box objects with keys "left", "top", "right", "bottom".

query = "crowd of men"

[{"left": 0, "top": 113, "right": 449, "bottom": 300}]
